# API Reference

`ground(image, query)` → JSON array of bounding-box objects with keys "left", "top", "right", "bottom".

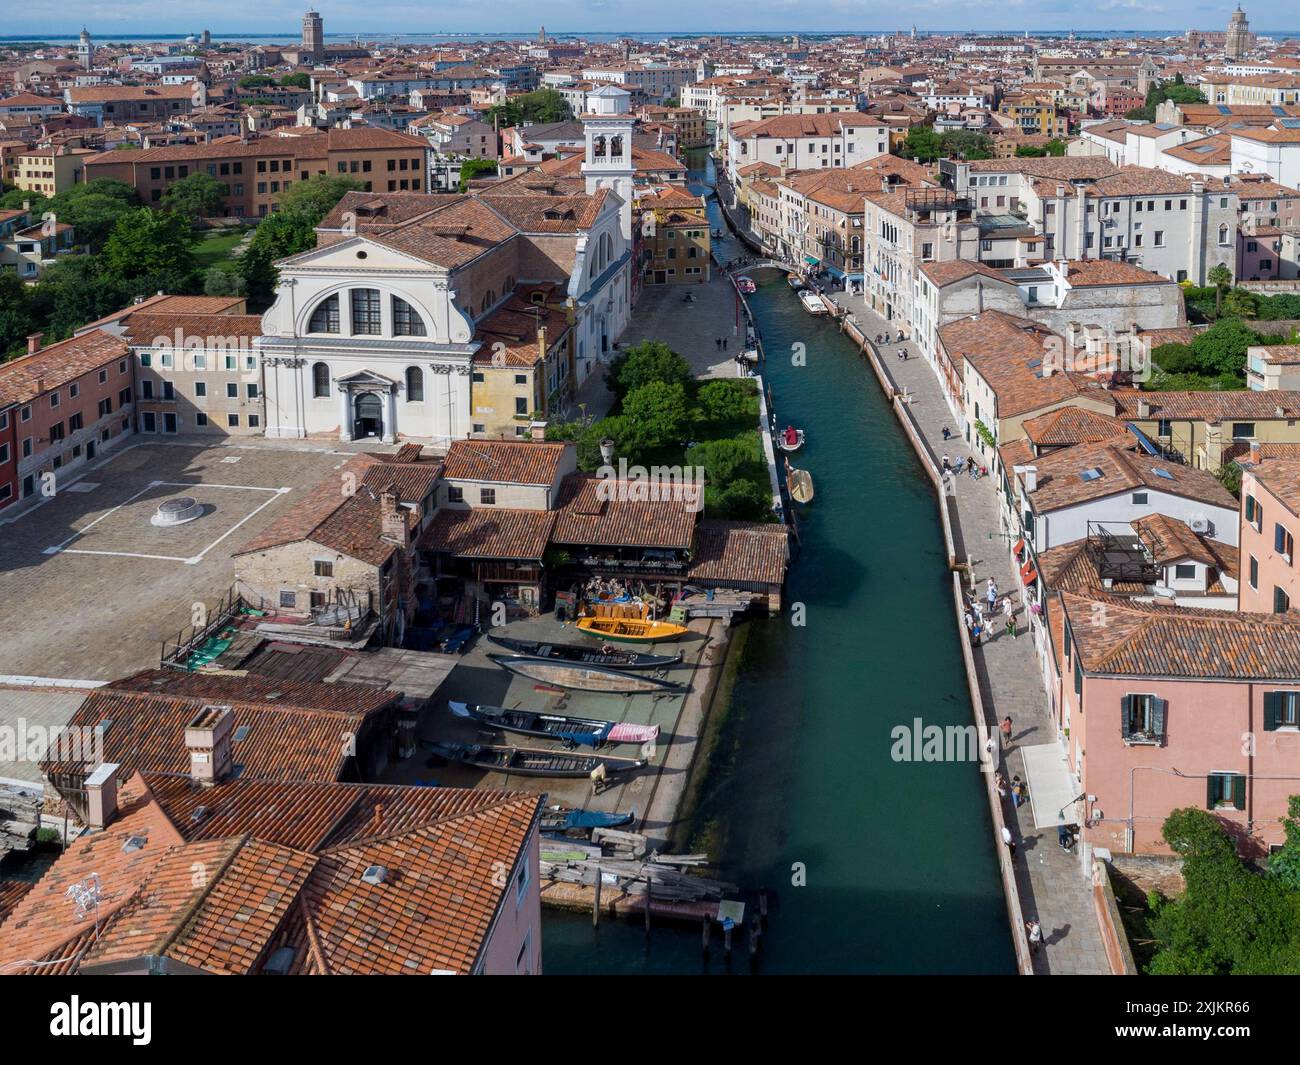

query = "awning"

[
  {"left": 804, "top": 255, "right": 820, "bottom": 265},
  {"left": 1020, "top": 743, "right": 1079, "bottom": 830}
]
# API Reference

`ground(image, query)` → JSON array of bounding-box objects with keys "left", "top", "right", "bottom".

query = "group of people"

[
  {"left": 713, "top": 336, "right": 730, "bottom": 351},
  {"left": 941, "top": 453, "right": 987, "bottom": 482},
  {"left": 962, "top": 580, "right": 1018, "bottom": 645}
]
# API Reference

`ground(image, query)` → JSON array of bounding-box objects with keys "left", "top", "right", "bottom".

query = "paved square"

[
  {"left": 0, "top": 440, "right": 350, "bottom": 682},
  {"left": 45, "top": 480, "right": 287, "bottom": 565}
]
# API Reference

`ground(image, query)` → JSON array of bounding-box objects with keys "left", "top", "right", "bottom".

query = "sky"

[{"left": 6, "top": 2, "right": 1300, "bottom": 38}]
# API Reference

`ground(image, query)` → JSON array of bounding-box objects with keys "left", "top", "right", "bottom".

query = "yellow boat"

[{"left": 576, "top": 616, "right": 689, "bottom": 645}]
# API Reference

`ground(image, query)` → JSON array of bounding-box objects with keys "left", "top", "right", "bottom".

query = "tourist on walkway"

[
  {"left": 986, "top": 580, "right": 998, "bottom": 613},
  {"left": 1006, "top": 614, "right": 1018, "bottom": 640},
  {"left": 1026, "top": 919, "right": 1043, "bottom": 955},
  {"left": 1011, "top": 776, "right": 1028, "bottom": 808},
  {"left": 942, "top": 454, "right": 951, "bottom": 473},
  {"left": 1002, "top": 825, "right": 1016, "bottom": 860},
  {"left": 942, "top": 425, "right": 951, "bottom": 441},
  {"left": 1000, "top": 715, "right": 1013, "bottom": 750},
  {"left": 995, "top": 771, "right": 1008, "bottom": 800}
]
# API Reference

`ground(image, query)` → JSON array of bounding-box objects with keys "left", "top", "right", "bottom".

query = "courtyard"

[{"left": 0, "top": 439, "right": 351, "bottom": 681}]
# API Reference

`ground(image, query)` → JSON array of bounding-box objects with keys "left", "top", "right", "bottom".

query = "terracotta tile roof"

[
  {"left": 1022, "top": 405, "right": 1129, "bottom": 448},
  {"left": 551, "top": 473, "right": 697, "bottom": 550},
  {"left": 0, "top": 774, "right": 542, "bottom": 976},
  {"left": 479, "top": 188, "right": 608, "bottom": 233},
  {"left": 114, "top": 312, "right": 264, "bottom": 345},
  {"left": 442, "top": 439, "right": 569, "bottom": 485},
  {"left": 1087, "top": 165, "right": 1203, "bottom": 197},
  {"left": 1023, "top": 442, "right": 1237, "bottom": 513},
  {"left": 77, "top": 294, "right": 246, "bottom": 330},
  {"left": 1132, "top": 512, "right": 1221, "bottom": 567},
  {"left": 1250, "top": 458, "right": 1300, "bottom": 517},
  {"left": 919, "top": 260, "right": 1013, "bottom": 287},
  {"left": 474, "top": 296, "right": 571, "bottom": 367},
  {"left": 1061, "top": 591, "right": 1300, "bottom": 679},
  {"left": 1059, "top": 258, "right": 1178, "bottom": 287},
  {"left": 966, "top": 156, "right": 1118, "bottom": 179},
  {"left": 687, "top": 520, "right": 788, "bottom": 586},
  {"left": 0, "top": 329, "right": 130, "bottom": 407},
  {"left": 1110, "top": 388, "right": 1300, "bottom": 422},
  {"left": 0, "top": 880, "right": 34, "bottom": 924},
  {"left": 732, "top": 112, "right": 885, "bottom": 138},
  {"left": 419, "top": 506, "right": 555, "bottom": 559}
]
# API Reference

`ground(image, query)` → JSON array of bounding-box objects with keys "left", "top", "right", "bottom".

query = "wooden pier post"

[
  {"left": 643, "top": 879, "right": 652, "bottom": 936},
  {"left": 701, "top": 915, "right": 711, "bottom": 956},
  {"left": 592, "top": 867, "right": 601, "bottom": 927}
]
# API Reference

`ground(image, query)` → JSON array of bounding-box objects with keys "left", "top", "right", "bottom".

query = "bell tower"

[{"left": 581, "top": 84, "right": 635, "bottom": 241}]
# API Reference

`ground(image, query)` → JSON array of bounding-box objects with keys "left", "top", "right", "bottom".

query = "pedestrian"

[
  {"left": 995, "top": 771, "right": 1008, "bottom": 799},
  {"left": 1026, "top": 919, "right": 1042, "bottom": 955},
  {"left": 1001, "top": 595, "right": 1014, "bottom": 620},
  {"left": 986, "top": 580, "right": 997, "bottom": 613},
  {"left": 984, "top": 734, "right": 997, "bottom": 761},
  {"left": 1012, "top": 776, "right": 1027, "bottom": 808},
  {"left": 723, "top": 337, "right": 728, "bottom": 351},
  {"left": 972, "top": 618, "right": 983, "bottom": 645},
  {"left": 1002, "top": 825, "right": 1017, "bottom": 860},
  {"left": 942, "top": 454, "right": 951, "bottom": 472},
  {"left": 1057, "top": 823, "right": 1072, "bottom": 850},
  {"left": 715, "top": 337, "right": 722, "bottom": 350},
  {"left": 1007, "top": 613, "right": 1018, "bottom": 640},
  {"left": 1000, "top": 715, "right": 1013, "bottom": 750},
  {"left": 942, "top": 425, "right": 951, "bottom": 441}
]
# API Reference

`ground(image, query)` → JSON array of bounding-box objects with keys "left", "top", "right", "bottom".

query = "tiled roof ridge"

[
  {"left": 297, "top": 892, "right": 331, "bottom": 975},
  {"left": 144, "top": 835, "right": 251, "bottom": 961},
  {"left": 318, "top": 791, "right": 540, "bottom": 855}
]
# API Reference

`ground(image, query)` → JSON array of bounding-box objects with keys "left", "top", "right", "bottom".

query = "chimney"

[
  {"left": 85, "top": 762, "right": 121, "bottom": 829},
  {"left": 1021, "top": 465, "right": 1038, "bottom": 493},
  {"left": 1250, "top": 440, "right": 1262, "bottom": 465},
  {"left": 1137, "top": 398, "right": 1150, "bottom": 418},
  {"left": 379, "top": 487, "right": 410, "bottom": 547},
  {"left": 184, "top": 705, "right": 234, "bottom": 787},
  {"left": 26, "top": 332, "right": 43, "bottom": 355}
]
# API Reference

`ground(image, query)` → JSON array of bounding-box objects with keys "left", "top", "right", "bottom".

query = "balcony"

[{"left": 1085, "top": 522, "right": 1160, "bottom": 586}]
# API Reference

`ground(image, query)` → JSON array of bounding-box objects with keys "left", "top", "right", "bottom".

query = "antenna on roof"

[{"left": 66, "top": 873, "right": 102, "bottom": 922}]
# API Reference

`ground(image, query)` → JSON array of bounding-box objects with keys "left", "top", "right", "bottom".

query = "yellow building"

[
  {"left": 639, "top": 185, "right": 711, "bottom": 286},
  {"left": 471, "top": 285, "right": 576, "bottom": 439},
  {"left": 14, "top": 146, "right": 94, "bottom": 196}
]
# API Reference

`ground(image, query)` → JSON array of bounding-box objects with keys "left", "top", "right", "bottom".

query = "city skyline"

[{"left": 9, "top": 2, "right": 1300, "bottom": 38}]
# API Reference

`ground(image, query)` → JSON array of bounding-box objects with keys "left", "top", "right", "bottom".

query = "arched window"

[
  {"left": 308, "top": 294, "right": 339, "bottom": 333},
  {"left": 350, "top": 288, "right": 382, "bottom": 335},
  {"left": 1218, "top": 224, "right": 1231, "bottom": 247},
  {"left": 610, "top": 135, "right": 623, "bottom": 160},
  {"left": 392, "top": 296, "right": 426, "bottom": 336},
  {"left": 593, "top": 135, "right": 606, "bottom": 158},
  {"left": 602, "top": 232, "right": 613, "bottom": 270},
  {"left": 312, "top": 362, "right": 330, "bottom": 398},
  {"left": 405, "top": 366, "right": 424, "bottom": 402}
]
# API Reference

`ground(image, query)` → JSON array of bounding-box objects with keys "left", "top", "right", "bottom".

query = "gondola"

[
  {"left": 488, "top": 653, "right": 688, "bottom": 694},
  {"left": 486, "top": 633, "right": 681, "bottom": 669},
  {"left": 449, "top": 701, "right": 660, "bottom": 749},
  {"left": 431, "top": 742, "right": 646, "bottom": 778}
]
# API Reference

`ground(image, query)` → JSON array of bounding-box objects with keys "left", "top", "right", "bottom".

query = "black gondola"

[
  {"left": 431, "top": 742, "right": 646, "bottom": 778},
  {"left": 486, "top": 632, "right": 682, "bottom": 669}
]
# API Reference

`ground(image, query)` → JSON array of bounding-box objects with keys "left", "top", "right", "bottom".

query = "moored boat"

[
  {"left": 486, "top": 632, "right": 681, "bottom": 669},
  {"left": 735, "top": 275, "right": 756, "bottom": 293},
  {"left": 541, "top": 806, "right": 636, "bottom": 833},
  {"left": 787, "top": 274, "right": 805, "bottom": 291},
  {"left": 488, "top": 653, "right": 688, "bottom": 694},
  {"left": 798, "top": 289, "right": 827, "bottom": 315},
  {"left": 449, "top": 700, "right": 661, "bottom": 748},
  {"left": 575, "top": 615, "right": 689, "bottom": 645},
  {"left": 777, "top": 426, "right": 805, "bottom": 452},
  {"left": 431, "top": 742, "right": 646, "bottom": 778},
  {"left": 786, "top": 458, "right": 815, "bottom": 504}
]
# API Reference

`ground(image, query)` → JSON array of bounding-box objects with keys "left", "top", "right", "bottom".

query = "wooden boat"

[
  {"left": 786, "top": 459, "right": 815, "bottom": 504},
  {"left": 486, "top": 632, "right": 681, "bottom": 669},
  {"left": 449, "top": 701, "right": 660, "bottom": 749},
  {"left": 431, "top": 742, "right": 646, "bottom": 778},
  {"left": 777, "top": 426, "right": 805, "bottom": 452},
  {"left": 735, "top": 275, "right": 756, "bottom": 293},
  {"left": 541, "top": 806, "right": 636, "bottom": 834},
  {"left": 787, "top": 274, "right": 805, "bottom": 291},
  {"left": 488, "top": 653, "right": 688, "bottom": 694},
  {"left": 575, "top": 615, "right": 689, "bottom": 645},
  {"left": 798, "top": 289, "right": 827, "bottom": 315}
]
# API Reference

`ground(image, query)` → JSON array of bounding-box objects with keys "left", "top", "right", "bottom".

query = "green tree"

[
  {"left": 238, "top": 74, "right": 276, "bottom": 89},
  {"left": 274, "top": 174, "right": 364, "bottom": 222},
  {"left": 1222, "top": 288, "right": 1258, "bottom": 320},
  {"left": 695, "top": 378, "right": 758, "bottom": 430},
  {"left": 1207, "top": 263, "right": 1234, "bottom": 317},
  {"left": 607, "top": 340, "right": 692, "bottom": 400},
  {"left": 621, "top": 380, "right": 689, "bottom": 452},
  {"left": 898, "top": 125, "right": 941, "bottom": 163},
  {"left": 42, "top": 178, "right": 141, "bottom": 251},
  {"left": 458, "top": 157, "right": 498, "bottom": 192},
  {"left": 487, "top": 88, "right": 572, "bottom": 127},
  {"left": 687, "top": 435, "right": 765, "bottom": 487},
  {"left": 1045, "top": 138, "right": 1067, "bottom": 157},
  {"left": 1015, "top": 145, "right": 1047, "bottom": 158},
  {"left": 1190, "top": 318, "right": 1259, "bottom": 377},
  {"left": 202, "top": 266, "right": 247, "bottom": 298},
  {"left": 161, "top": 172, "right": 226, "bottom": 223},
  {"left": 1270, "top": 797, "right": 1300, "bottom": 889},
  {"left": 280, "top": 72, "right": 311, "bottom": 89},
  {"left": 939, "top": 129, "right": 994, "bottom": 160},
  {"left": 0, "top": 270, "right": 34, "bottom": 360},
  {"left": 102, "top": 207, "right": 198, "bottom": 284}
]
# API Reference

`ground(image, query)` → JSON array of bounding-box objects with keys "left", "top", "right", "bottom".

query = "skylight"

[
  {"left": 1151, "top": 467, "right": 1174, "bottom": 480},
  {"left": 1079, "top": 468, "right": 1103, "bottom": 482}
]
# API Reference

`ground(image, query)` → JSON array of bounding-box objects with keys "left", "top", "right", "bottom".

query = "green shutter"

[
  {"left": 1264, "top": 691, "right": 1280, "bottom": 732},
  {"left": 1206, "top": 774, "right": 1217, "bottom": 810},
  {"left": 1152, "top": 698, "right": 1167, "bottom": 744},
  {"left": 1120, "top": 694, "right": 1132, "bottom": 740},
  {"left": 1232, "top": 774, "right": 1247, "bottom": 811},
  {"left": 1073, "top": 655, "right": 1083, "bottom": 697}
]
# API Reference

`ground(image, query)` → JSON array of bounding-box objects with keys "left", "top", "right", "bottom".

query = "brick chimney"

[
  {"left": 1250, "top": 440, "right": 1262, "bottom": 465},
  {"left": 26, "top": 333, "right": 43, "bottom": 355},
  {"left": 184, "top": 705, "right": 234, "bottom": 787},
  {"left": 379, "top": 487, "right": 410, "bottom": 547},
  {"left": 85, "top": 762, "right": 121, "bottom": 829},
  {"left": 1137, "top": 397, "right": 1150, "bottom": 418}
]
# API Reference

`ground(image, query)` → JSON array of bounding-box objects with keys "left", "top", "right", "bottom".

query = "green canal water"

[{"left": 542, "top": 262, "right": 1015, "bottom": 974}]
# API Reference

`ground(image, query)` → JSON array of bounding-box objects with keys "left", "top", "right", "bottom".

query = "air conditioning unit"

[{"left": 1189, "top": 514, "right": 1210, "bottom": 534}]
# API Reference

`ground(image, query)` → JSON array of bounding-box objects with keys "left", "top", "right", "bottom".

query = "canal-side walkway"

[{"left": 825, "top": 290, "right": 1110, "bottom": 975}]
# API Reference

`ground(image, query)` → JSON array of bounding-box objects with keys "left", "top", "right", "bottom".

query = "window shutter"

[
  {"left": 1232, "top": 774, "right": 1247, "bottom": 811},
  {"left": 1120, "top": 695, "right": 1132, "bottom": 740},
  {"left": 1152, "top": 698, "right": 1167, "bottom": 744},
  {"left": 1073, "top": 655, "right": 1083, "bottom": 697},
  {"left": 1264, "top": 691, "right": 1280, "bottom": 732},
  {"left": 1206, "top": 774, "right": 1217, "bottom": 810}
]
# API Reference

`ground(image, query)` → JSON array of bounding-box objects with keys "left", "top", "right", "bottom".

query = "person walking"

[
  {"left": 1011, "top": 776, "right": 1027, "bottom": 808},
  {"left": 995, "top": 771, "right": 1008, "bottom": 800},
  {"left": 1001, "top": 825, "right": 1016, "bottom": 860},
  {"left": 942, "top": 425, "right": 951, "bottom": 441},
  {"left": 1026, "top": 919, "right": 1043, "bottom": 955},
  {"left": 942, "top": 454, "right": 951, "bottom": 473},
  {"left": 1006, "top": 612, "right": 1018, "bottom": 640},
  {"left": 986, "top": 579, "right": 998, "bottom": 615},
  {"left": 999, "top": 715, "right": 1013, "bottom": 750}
]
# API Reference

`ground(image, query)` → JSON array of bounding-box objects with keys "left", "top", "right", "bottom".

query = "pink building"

[
  {"left": 1237, "top": 226, "right": 1283, "bottom": 281},
  {"left": 0, "top": 329, "right": 134, "bottom": 511},
  {"left": 1238, "top": 454, "right": 1300, "bottom": 614},
  {"left": 1047, "top": 589, "right": 1300, "bottom": 857}
]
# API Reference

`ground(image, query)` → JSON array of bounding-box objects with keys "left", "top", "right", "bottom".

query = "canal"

[{"left": 541, "top": 160, "right": 1013, "bottom": 974}]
